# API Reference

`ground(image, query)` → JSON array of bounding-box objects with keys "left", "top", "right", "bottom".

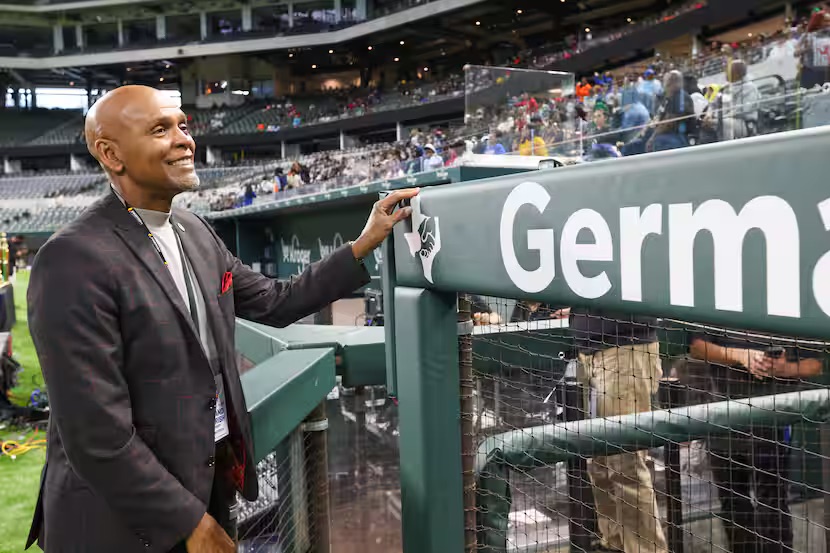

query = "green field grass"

[
  {"left": 1, "top": 269, "right": 46, "bottom": 553},
  {"left": 8, "top": 271, "right": 44, "bottom": 408}
]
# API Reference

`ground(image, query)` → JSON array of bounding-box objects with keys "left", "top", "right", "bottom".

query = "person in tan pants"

[{"left": 556, "top": 308, "right": 668, "bottom": 553}]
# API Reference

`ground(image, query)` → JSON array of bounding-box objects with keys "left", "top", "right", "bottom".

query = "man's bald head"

[
  {"left": 85, "top": 85, "right": 174, "bottom": 161},
  {"left": 85, "top": 85, "right": 199, "bottom": 206}
]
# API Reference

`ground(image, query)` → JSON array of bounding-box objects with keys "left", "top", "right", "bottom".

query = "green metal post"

[
  {"left": 380, "top": 195, "right": 399, "bottom": 396},
  {"left": 395, "top": 286, "right": 464, "bottom": 553}
]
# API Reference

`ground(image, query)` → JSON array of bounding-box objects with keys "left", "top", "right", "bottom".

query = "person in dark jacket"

[
  {"left": 25, "top": 84, "right": 419, "bottom": 553},
  {"left": 688, "top": 327, "right": 824, "bottom": 553}
]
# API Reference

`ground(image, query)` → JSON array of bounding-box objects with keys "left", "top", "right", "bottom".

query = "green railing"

[{"left": 382, "top": 126, "right": 830, "bottom": 553}]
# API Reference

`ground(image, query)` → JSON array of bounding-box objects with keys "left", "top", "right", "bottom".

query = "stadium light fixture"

[
  {"left": 516, "top": 9, "right": 522, "bottom": 14},
  {"left": 69, "top": 81, "right": 74, "bottom": 86},
  {"left": 400, "top": 40, "right": 405, "bottom": 45},
  {"left": 475, "top": 20, "right": 481, "bottom": 25},
  {"left": 585, "top": 27, "right": 590, "bottom": 32},
  {"left": 312, "top": 64, "right": 317, "bottom": 69},
  {"left": 627, "top": 17, "right": 632, "bottom": 22},
  {"left": 368, "top": 45, "right": 373, "bottom": 50},
  {"left": 328, "top": 49, "right": 334, "bottom": 53},
  {"left": 748, "top": 32, "right": 753, "bottom": 37},
  {"left": 289, "top": 53, "right": 294, "bottom": 57},
  {"left": 423, "top": 67, "right": 429, "bottom": 72},
  {"left": 160, "top": 77, "right": 164, "bottom": 82},
  {"left": 394, "top": 57, "right": 400, "bottom": 62}
]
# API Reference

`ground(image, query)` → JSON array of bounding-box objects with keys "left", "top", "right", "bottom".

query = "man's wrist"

[{"left": 350, "top": 237, "right": 372, "bottom": 261}]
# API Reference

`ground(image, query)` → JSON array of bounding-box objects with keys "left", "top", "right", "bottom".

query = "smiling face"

[
  {"left": 121, "top": 90, "right": 199, "bottom": 193},
  {"left": 87, "top": 86, "right": 199, "bottom": 207}
]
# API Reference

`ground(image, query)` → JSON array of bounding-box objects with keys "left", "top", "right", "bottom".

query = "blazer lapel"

[
  {"left": 102, "top": 193, "right": 201, "bottom": 342},
  {"left": 173, "top": 212, "right": 232, "bottom": 363}
]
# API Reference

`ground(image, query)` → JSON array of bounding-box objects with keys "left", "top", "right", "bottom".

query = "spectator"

[
  {"left": 518, "top": 118, "right": 548, "bottom": 156},
  {"left": 484, "top": 131, "right": 507, "bottom": 154},
  {"left": 684, "top": 74, "right": 709, "bottom": 116},
  {"left": 243, "top": 183, "right": 256, "bottom": 206},
  {"left": 688, "top": 329, "right": 823, "bottom": 553},
  {"left": 637, "top": 68, "right": 663, "bottom": 115},
  {"left": 274, "top": 167, "right": 287, "bottom": 192},
  {"left": 290, "top": 161, "right": 311, "bottom": 184},
  {"left": 721, "top": 59, "right": 760, "bottom": 140},
  {"left": 648, "top": 70, "right": 695, "bottom": 152},
  {"left": 422, "top": 144, "right": 444, "bottom": 170},
  {"left": 554, "top": 307, "right": 668, "bottom": 553}
]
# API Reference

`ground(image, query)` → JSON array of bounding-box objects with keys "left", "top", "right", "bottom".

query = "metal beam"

[
  {"left": 0, "top": 0, "right": 162, "bottom": 14},
  {"left": 563, "top": 0, "right": 655, "bottom": 24},
  {"left": 0, "top": 0, "right": 486, "bottom": 69}
]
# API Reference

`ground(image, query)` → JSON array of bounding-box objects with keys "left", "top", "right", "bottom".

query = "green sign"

[
  {"left": 274, "top": 208, "right": 383, "bottom": 283},
  {"left": 392, "top": 127, "right": 830, "bottom": 339}
]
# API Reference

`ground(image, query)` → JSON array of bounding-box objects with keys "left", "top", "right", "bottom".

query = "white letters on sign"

[
  {"left": 813, "top": 199, "right": 830, "bottom": 316},
  {"left": 497, "top": 181, "right": 828, "bottom": 319},
  {"left": 500, "top": 182, "right": 555, "bottom": 293},
  {"left": 560, "top": 208, "right": 613, "bottom": 299},
  {"left": 668, "top": 196, "right": 799, "bottom": 317}
]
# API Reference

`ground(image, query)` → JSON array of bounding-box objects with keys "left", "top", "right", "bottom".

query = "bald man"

[{"left": 25, "top": 85, "right": 417, "bottom": 553}]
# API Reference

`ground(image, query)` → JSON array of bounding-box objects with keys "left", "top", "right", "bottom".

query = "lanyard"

[{"left": 125, "top": 204, "right": 200, "bottom": 335}]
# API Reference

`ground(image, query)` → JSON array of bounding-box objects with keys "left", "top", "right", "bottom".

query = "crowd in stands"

[
  {"left": 175, "top": 7, "right": 830, "bottom": 214},
  {"left": 242, "top": 74, "right": 465, "bottom": 134},
  {"left": 173, "top": 129, "right": 467, "bottom": 213},
  {"left": 4, "top": 5, "right": 830, "bottom": 228}
]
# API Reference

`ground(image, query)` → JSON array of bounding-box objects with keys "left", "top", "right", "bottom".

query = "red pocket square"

[{"left": 221, "top": 272, "right": 233, "bottom": 294}]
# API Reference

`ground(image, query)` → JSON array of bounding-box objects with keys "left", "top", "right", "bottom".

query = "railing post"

[
  {"left": 658, "top": 377, "right": 685, "bottom": 553},
  {"left": 304, "top": 402, "right": 331, "bottom": 553},
  {"left": 395, "top": 287, "right": 464, "bottom": 553},
  {"left": 562, "top": 377, "right": 595, "bottom": 552},
  {"left": 458, "top": 294, "right": 476, "bottom": 553}
]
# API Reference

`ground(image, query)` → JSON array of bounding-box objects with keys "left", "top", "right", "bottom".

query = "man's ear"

[{"left": 95, "top": 139, "right": 125, "bottom": 175}]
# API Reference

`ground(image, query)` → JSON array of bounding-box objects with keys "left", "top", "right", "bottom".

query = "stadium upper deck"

[{"left": 0, "top": 1, "right": 826, "bottom": 236}]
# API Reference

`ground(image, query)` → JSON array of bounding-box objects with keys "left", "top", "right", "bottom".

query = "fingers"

[
  {"left": 392, "top": 206, "right": 413, "bottom": 222},
  {"left": 749, "top": 355, "right": 772, "bottom": 380},
  {"left": 379, "top": 188, "right": 420, "bottom": 212}
]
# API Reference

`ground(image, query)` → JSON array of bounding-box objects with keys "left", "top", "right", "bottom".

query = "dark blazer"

[{"left": 25, "top": 191, "right": 370, "bottom": 552}]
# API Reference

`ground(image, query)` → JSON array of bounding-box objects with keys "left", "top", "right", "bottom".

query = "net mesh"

[
  {"left": 234, "top": 388, "right": 403, "bottom": 553},
  {"left": 236, "top": 428, "right": 318, "bottom": 552},
  {"left": 464, "top": 295, "right": 830, "bottom": 553}
]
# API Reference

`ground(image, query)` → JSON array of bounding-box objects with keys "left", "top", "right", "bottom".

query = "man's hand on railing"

[
  {"left": 352, "top": 187, "right": 420, "bottom": 259},
  {"left": 186, "top": 513, "right": 235, "bottom": 553}
]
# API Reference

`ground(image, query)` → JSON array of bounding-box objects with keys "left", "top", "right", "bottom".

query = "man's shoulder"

[
  {"left": 171, "top": 207, "right": 215, "bottom": 239},
  {"left": 36, "top": 196, "right": 119, "bottom": 264},
  {"left": 171, "top": 207, "right": 206, "bottom": 227}
]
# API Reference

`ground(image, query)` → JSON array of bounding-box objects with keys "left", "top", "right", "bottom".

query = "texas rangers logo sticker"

[{"left": 403, "top": 195, "right": 441, "bottom": 283}]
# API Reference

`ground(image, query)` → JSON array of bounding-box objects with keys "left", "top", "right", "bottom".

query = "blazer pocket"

[{"left": 217, "top": 288, "right": 235, "bottom": 319}]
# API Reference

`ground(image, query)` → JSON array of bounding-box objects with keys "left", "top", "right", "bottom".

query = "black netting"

[{"left": 462, "top": 295, "right": 830, "bottom": 553}]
